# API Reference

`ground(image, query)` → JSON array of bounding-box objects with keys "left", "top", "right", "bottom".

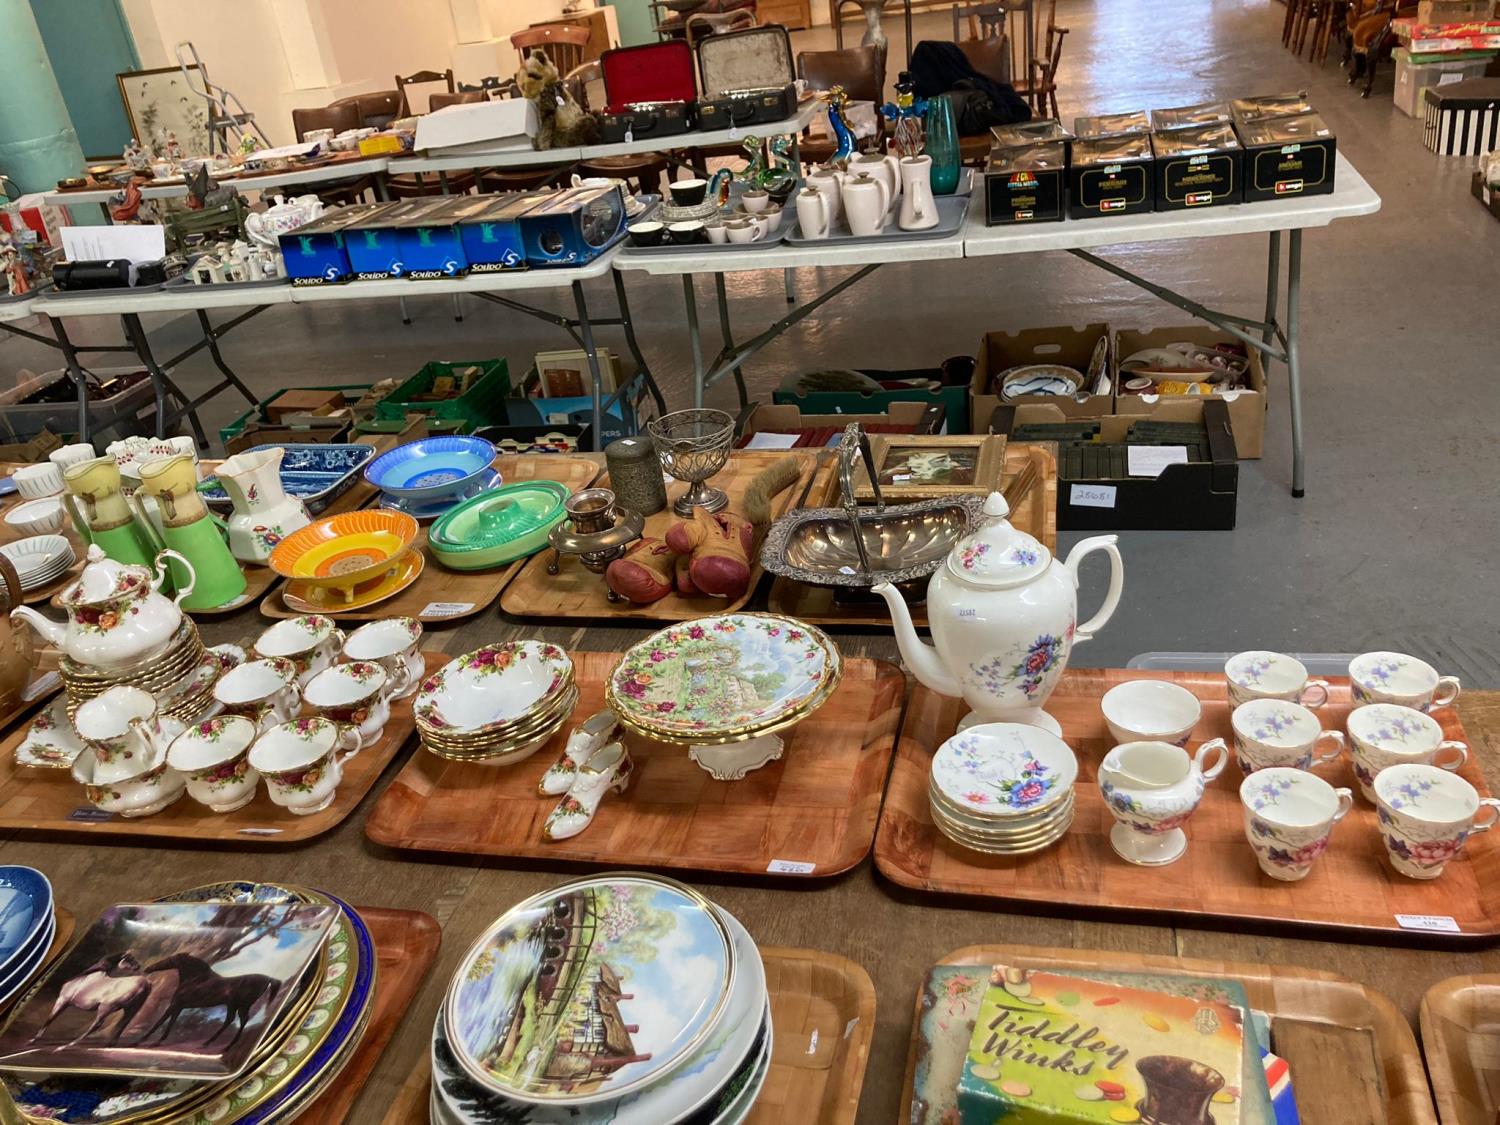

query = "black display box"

[
  {"left": 1068, "top": 134, "right": 1155, "bottom": 219},
  {"left": 984, "top": 141, "right": 1066, "bottom": 224},
  {"left": 1150, "top": 100, "right": 1232, "bottom": 131},
  {"left": 1236, "top": 111, "right": 1337, "bottom": 202},
  {"left": 1151, "top": 124, "right": 1243, "bottom": 211}
]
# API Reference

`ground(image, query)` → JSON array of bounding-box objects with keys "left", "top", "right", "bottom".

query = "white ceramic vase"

[{"left": 215, "top": 447, "right": 311, "bottom": 563}]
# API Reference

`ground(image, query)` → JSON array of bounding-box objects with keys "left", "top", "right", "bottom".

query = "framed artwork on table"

[
  {"left": 854, "top": 434, "right": 1005, "bottom": 501},
  {"left": 116, "top": 66, "right": 211, "bottom": 157}
]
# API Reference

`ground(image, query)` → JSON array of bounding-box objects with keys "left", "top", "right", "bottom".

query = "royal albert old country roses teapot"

[
  {"left": 10, "top": 544, "right": 196, "bottom": 669},
  {"left": 874, "top": 492, "right": 1124, "bottom": 734}
]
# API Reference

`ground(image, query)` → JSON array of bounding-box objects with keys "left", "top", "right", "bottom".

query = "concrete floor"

[{"left": 8, "top": 0, "right": 1500, "bottom": 679}]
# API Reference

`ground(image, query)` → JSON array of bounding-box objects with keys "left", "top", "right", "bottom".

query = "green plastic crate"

[
  {"left": 374, "top": 358, "right": 511, "bottom": 427},
  {"left": 219, "top": 383, "right": 374, "bottom": 447},
  {"left": 354, "top": 416, "right": 471, "bottom": 437}
]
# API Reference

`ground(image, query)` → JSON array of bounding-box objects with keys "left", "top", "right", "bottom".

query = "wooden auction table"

[{"left": 7, "top": 580, "right": 1495, "bottom": 1122}]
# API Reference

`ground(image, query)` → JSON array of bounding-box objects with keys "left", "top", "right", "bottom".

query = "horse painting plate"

[{"left": 0, "top": 901, "right": 337, "bottom": 1079}]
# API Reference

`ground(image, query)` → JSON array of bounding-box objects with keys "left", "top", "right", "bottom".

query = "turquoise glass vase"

[{"left": 925, "top": 94, "right": 961, "bottom": 195}]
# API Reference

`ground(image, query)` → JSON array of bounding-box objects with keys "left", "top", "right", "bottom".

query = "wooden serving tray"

[
  {"left": 0, "top": 652, "right": 442, "bottom": 846},
  {"left": 298, "top": 907, "right": 441, "bottom": 1125},
  {"left": 261, "top": 455, "right": 599, "bottom": 625},
  {"left": 366, "top": 653, "right": 904, "bottom": 878},
  {"left": 500, "top": 450, "right": 822, "bottom": 622},
  {"left": 767, "top": 444, "right": 1057, "bottom": 628},
  {"left": 875, "top": 669, "right": 1500, "bottom": 943},
  {"left": 1420, "top": 974, "right": 1500, "bottom": 1124},
  {"left": 902, "top": 944, "right": 1436, "bottom": 1125},
  {"left": 378, "top": 944, "right": 875, "bottom": 1125}
]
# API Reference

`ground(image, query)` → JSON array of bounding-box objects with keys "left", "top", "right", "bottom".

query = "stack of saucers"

[
  {"left": 0, "top": 866, "right": 56, "bottom": 1008},
  {"left": 415, "top": 641, "right": 577, "bottom": 763},
  {"left": 0, "top": 535, "right": 75, "bottom": 594},
  {"left": 433, "top": 873, "right": 770, "bottom": 1125},
  {"left": 0, "top": 880, "right": 376, "bottom": 1125},
  {"left": 928, "top": 722, "right": 1078, "bottom": 855},
  {"left": 58, "top": 616, "right": 242, "bottom": 726}
]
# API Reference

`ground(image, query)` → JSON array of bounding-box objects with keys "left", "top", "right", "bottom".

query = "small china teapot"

[
  {"left": 10, "top": 544, "right": 196, "bottom": 669},
  {"left": 874, "top": 492, "right": 1123, "bottom": 734},
  {"left": 243, "top": 194, "right": 324, "bottom": 249}
]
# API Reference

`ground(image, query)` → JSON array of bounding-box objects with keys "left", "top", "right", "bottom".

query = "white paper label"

[
  {"left": 766, "top": 858, "right": 816, "bottom": 875},
  {"left": 892, "top": 473, "right": 912, "bottom": 482},
  {"left": 1438, "top": 72, "right": 1465, "bottom": 86},
  {"left": 806, "top": 1028, "right": 819, "bottom": 1055},
  {"left": 421, "top": 601, "right": 475, "bottom": 618},
  {"left": 745, "top": 432, "right": 800, "bottom": 450},
  {"left": 624, "top": 129, "right": 634, "bottom": 144},
  {"left": 1127, "top": 445, "right": 1189, "bottom": 478},
  {"left": 1069, "top": 483, "right": 1117, "bottom": 508},
  {"left": 1395, "top": 913, "right": 1461, "bottom": 933}
]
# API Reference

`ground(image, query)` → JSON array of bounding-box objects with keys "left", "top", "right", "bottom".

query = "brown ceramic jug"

[{"left": 0, "top": 555, "right": 36, "bottom": 714}]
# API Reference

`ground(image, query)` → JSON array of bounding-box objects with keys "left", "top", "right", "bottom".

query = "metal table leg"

[
  {"left": 1286, "top": 230, "right": 1305, "bottom": 498},
  {"left": 572, "top": 280, "right": 607, "bottom": 442},
  {"left": 119, "top": 314, "right": 208, "bottom": 446},
  {"left": 48, "top": 317, "right": 93, "bottom": 443},
  {"left": 1262, "top": 231, "right": 1281, "bottom": 353},
  {"left": 610, "top": 271, "right": 667, "bottom": 416},
  {"left": 713, "top": 274, "right": 748, "bottom": 407},
  {"left": 193, "top": 309, "right": 260, "bottom": 409},
  {"left": 684, "top": 276, "right": 706, "bottom": 409},
  {"left": 784, "top": 268, "right": 795, "bottom": 304}
]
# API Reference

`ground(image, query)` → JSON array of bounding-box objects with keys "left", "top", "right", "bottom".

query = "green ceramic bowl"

[{"left": 428, "top": 480, "right": 570, "bottom": 571}]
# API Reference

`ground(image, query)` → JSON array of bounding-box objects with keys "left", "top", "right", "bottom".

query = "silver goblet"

[{"left": 647, "top": 409, "right": 734, "bottom": 517}]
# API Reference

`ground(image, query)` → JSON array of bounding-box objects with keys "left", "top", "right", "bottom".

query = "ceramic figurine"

[
  {"left": 215, "top": 446, "right": 311, "bottom": 563},
  {"left": 135, "top": 453, "right": 246, "bottom": 612},
  {"left": 876, "top": 492, "right": 1124, "bottom": 735},
  {"left": 1098, "top": 738, "right": 1228, "bottom": 866},
  {"left": 11, "top": 545, "right": 196, "bottom": 670},
  {"left": 124, "top": 138, "right": 150, "bottom": 172},
  {"left": 543, "top": 740, "right": 633, "bottom": 841},
  {"left": 819, "top": 85, "right": 857, "bottom": 166}
]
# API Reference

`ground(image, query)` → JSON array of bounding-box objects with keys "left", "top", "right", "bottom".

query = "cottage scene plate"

[
  {"left": 415, "top": 642, "right": 572, "bottom": 735},
  {"left": 445, "top": 874, "right": 735, "bottom": 1106},
  {"left": 929, "top": 722, "right": 1078, "bottom": 817},
  {"left": 0, "top": 901, "right": 337, "bottom": 1079},
  {"left": 607, "top": 614, "right": 839, "bottom": 740}
]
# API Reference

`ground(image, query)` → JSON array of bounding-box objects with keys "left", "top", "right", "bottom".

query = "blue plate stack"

[
  {"left": 362, "top": 436, "right": 502, "bottom": 521},
  {"left": 0, "top": 866, "right": 55, "bottom": 1008}
]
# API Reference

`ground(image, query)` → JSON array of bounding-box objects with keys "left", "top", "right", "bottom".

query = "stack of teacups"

[
  {"left": 414, "top": 641, "right": 578, "bottom": 763},
  {"left": 928, "top": 723, "right": 1078, "bottom": 855}
]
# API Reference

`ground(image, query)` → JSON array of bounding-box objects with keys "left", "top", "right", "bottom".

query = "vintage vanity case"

[
  {"left": 518, "top": 185, "right": 627, "bottom": 267},
  {"left": 1069, "top": 133, "right": 1156, "bottom": 218},
  {"left": 1151, "top": 122, "right": 1243, "bottom": 211},
  {"left": 1237, "top": 111, "right": 1336, "bottom": 202},
  {"left": 695, "top": 25, "right": 798, "bottom": 131},
  {"left": 599, "top": 41, "right": 698, "bottom": 144}
]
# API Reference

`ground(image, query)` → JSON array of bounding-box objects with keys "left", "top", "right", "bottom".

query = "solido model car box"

[
  {"left": 984, "top": 141, "right": 1067, "bottom": 224},
  {"left": 1237, "top": 111, "right": 1337, "bottom": 201},
  {"left": 1068, "top": 134, "right": 1155, "bottom": 219},
  {"left": 1151, "top": 123, "right": 1243, "bottom": 211},
  {"left": 1112, "top": 325, "right": 1268, "bottom": 458},
  {"left": 970, "top": 323, "right": 1114, "bottom": 430}
]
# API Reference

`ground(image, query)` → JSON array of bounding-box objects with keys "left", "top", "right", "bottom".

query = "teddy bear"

[{"left": 516, "top": 48, "right": 599, "bottom": 150}]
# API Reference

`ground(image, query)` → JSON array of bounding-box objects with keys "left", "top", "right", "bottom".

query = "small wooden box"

[{"left": 265, "top": 389, "right": 346, "bottom": 421}]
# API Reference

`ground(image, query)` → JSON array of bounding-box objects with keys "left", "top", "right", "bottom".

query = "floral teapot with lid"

[
  {"left": 874, "top": 491, "right": 1124, "bottom": 734},
  {"left": 243, "top": 194, "right": 324, "bottom": 249},
  {"left": 9, "top": 544, "right": 196, "bottom": 669}
]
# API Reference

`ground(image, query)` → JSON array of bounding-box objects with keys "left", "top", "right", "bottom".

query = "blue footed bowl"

[
  {"left": 0, "top": 866, "right": 52, "bottom": 982},
  {"left": 362, "top": 436, "right": 497, "bottom": 502}
]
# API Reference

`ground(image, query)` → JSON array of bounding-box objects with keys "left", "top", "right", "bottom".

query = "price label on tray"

[
  {"left": 766, "top": 858, "right": 816, "bottom": 875},
  {"left": 1069, "top": 483, "right": 1117, "bottom": 509},
  {"left": 1395, "top": 913, "right": 1461, "bottom": 933},
  {"left": 421, "top": 601, "right": 475, "bottom": 618}
]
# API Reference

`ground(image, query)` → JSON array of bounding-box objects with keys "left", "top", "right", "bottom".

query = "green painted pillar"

[
  {"left": 605, "top": 0, "right": 657, "bottom": 47},
  {"left": 0, "top": 0, "right": 85, "bottom": 194}
]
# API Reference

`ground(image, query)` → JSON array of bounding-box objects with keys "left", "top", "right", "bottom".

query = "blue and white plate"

[
  {"left": 363, "top": 436, "right": 497, "bottom": 503},
  {"left": 201, "top": 443, "right": 375, "bottom": 514},
  {"left": 0, "top": 909, "right": 55, "bottom": 1009},
  {"left": 0, "top": 866, "right": 52, "bottom": 983},
  {"left": 378, "top": 470, "right": 501, "bottom": 520}
]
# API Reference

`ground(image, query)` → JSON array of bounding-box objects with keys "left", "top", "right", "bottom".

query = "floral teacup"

[
  {"left": 214, "top": 656, "right": 302, "bottom": 734},
  {"left": 1349, "top": 651, "right": 1460, "bottom": 712},
  {"left": 249, "top": 716, "right": 363, "bottom": 816},
  {"left": 71, "top": 747, "right": 184, "bottom": 818},
  {"left": 1097, "top": 738, "right": 1228, "bottom": 866},
  {"left": 1346, "top": 703, "right": 1468, "bottom": 802},
  {"left": 1230, "top": 699, "right": 1344, "bottom": 776},
  {"left": 167, "top": 715, "right": 261, "bottom": 812},
  {"left": 253, "top": 615, "right": 345, "bottom": 687},
  {"left": 1100, "top": 680, "right": 1201, "bottom": 746},
  {"left": 342, "top": 617, "right": 423, "bottom": 700},
  {"left": 1374, "top": 763, "right": 1499, "bottom": 880},
  {"left": 1240, "top": 767, "right": 1352, "bottom": 881},
  {"left": 73, "top": 686, "right": 171, "bottom": 784},
  {"left": 1224, "top": 651, "right": 1329, "bottom": 710},
  {"left": 303, "top": 660, "right": 405, "bottom": 745}
]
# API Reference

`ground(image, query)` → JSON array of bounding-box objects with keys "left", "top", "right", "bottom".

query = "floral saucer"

[
  {"left": 14, "top": 697, "right": 84, "bottom": 769},
  {"left": 929, "top": 722, "right": 1077, "bottom": 818}
]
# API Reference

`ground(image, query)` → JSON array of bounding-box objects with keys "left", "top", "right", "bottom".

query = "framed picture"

[
  {"left": 533, "top": 348, "right": 618, "bottom": 397},
  {"left": 116, "top": 66, "right": 211, "bottom": 157},
  {"left": 854, "top": 434, "right": 1005, "bottom": 500}
]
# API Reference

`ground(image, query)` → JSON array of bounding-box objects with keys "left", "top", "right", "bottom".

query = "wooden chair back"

[
  {"left": 952, "top": 2, "right": 1007, "bottom": 42},
  {"left": 685, "top": 9, "right": 757, "bottom": 51},
  {"left": 291, "top": 102, "right": 361, "bottom": 142},
  {"left": 331, "top": 90, "right": 401, "bottom": 129},
  {"left": 796, "top": 45, "right": 886, "bottom": 106},
  {"left": 958, "top": 35, "right": 1012, "bottom": 85},
  {"left": 395, "top": 68, "right": 456, "bottom": 115},
  {"left": 512, "top": 23, "right": 592, "bottom": 76},
  {"left": 429, "top": 90, "right": 488, "bottom": 111},
  {"left": 565, "top": 61, "right": 603, "bottom": 112}
]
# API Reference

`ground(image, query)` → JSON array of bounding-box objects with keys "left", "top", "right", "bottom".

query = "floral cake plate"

[
  {"left": 605, "top": 613, "right": 842, "bottom": 780},
  {"left": 929, "top": 723, "right": 1078, "bottom": 818}
]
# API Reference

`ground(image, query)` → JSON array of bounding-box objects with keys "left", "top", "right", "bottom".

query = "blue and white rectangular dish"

[{"left": 200, "top": 443, "right": 375, "bottom": 514}]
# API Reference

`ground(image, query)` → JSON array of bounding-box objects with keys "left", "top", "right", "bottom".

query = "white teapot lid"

[
  {"left": 944, "top": 492, "right": 1051, "bottom": 588},
  {"left": 58, "top": 545, "right": 151, "bottom": 607}
]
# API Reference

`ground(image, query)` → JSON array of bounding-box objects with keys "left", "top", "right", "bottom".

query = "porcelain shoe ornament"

[
  {"left": 1098, "top": 738, "right": 1228, "bottom": 867},
  {"left": 875, "top": 491, "right": 1124, "bottom": 736},
  {"left": 10, "top": 544, "right": 195, "bottom": 670},
  {"left": 539, "top": 710, "right": 620, "bottom": 796},
  {"left": 542, "top": 740, "right": 633, "bottom": 842}
]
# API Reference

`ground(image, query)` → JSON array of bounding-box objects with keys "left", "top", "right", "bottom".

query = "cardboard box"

[
  {"left": 992, "top": 399, "right": 1238, "bottom": 530},
  {"left": 1152, "top": 123, "right": 1243, "bottom": 210},
  {"left": 413, "top": 99, "right": 536, "bottom": 153},
  {"left": 1069, "top": 134, "right": 1155, "bottom": 218},
  {"left": 775, "top": 368, "right": 970, "bottom": 432},
  {"left": 1418, "top": 0, "right": 1494, "bottom": 23},
  {"left": 984, "top": 141, "right": 1067, "bottom": 224},
  {"left": 1394, "top": 46, "right": 1493, "bottom": 116},
  {"left": 1237, "top": 111, "right": 1337, "bottom": 201},
  {"left": 265, "top": 388, "right": 347, "bottom": 422},
  {"left": 1422, "top": 77, "right": 1500, "bottom": 154},
  {"left": 971, "top": 323, "right": 1114, "bottom": 432},
  {"left": 1113, "top": 325, "right": 1268, "bottom": 458},
  {"left": 736, "top": 400, "right": 946, "bottom": 445},
  {"left": 1472, "top": 167, "right": 1500, "bottom": 219},
  {"left": 226, "top": 416, "right": 352, "bottom": 454}
]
